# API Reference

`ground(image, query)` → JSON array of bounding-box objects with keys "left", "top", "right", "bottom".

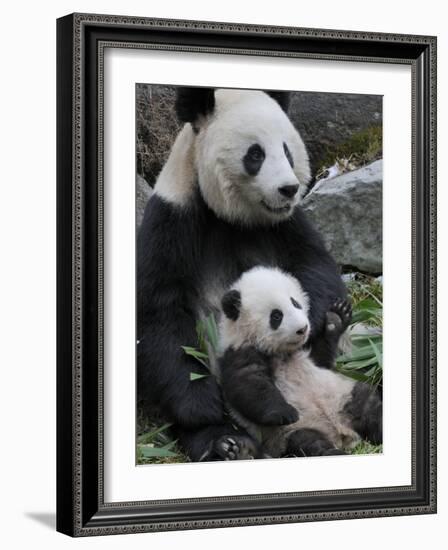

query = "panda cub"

[{"left": 218, "top": 266, "right": 382, "bottom": 459}]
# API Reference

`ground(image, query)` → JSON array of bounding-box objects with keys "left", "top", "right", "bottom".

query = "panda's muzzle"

[{"left": 261, "top": 200, "right": 292, "bottom": 214}]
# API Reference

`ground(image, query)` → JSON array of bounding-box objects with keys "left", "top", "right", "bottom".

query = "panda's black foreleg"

[
  {"left": 309, "top": 298, "right": 352, "bottom": 369},
  {"left": 175, "top": 424, "right": 263, "bottom": 461},
  {"left": 286, "top": 428, "right": 346, "bottom": 456},
  {"left": 344, "top": 382, "right": 383, "bottom": 445}
]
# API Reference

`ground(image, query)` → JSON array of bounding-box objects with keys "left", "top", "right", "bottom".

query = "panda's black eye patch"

[
  {"left": 270, "top": 308, "right": 284, "bottom": 330},
  {"left": 283, "top": 142, "right": 294, "bottom": 168},
  {"left": 243, "top": 144, "right": 265, "bottom": 176},
  {"left": 291, "top": 297, "right": 302, "bottom": 309}
]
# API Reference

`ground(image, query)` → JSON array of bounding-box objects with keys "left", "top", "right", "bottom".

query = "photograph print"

[{"left": 136, "top": 85, "right": 383, "bottom": 465}]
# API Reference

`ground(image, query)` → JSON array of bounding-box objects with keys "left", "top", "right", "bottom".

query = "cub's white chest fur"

[{"left": 269, "top": 351, "right": 360, "bottom": 452}]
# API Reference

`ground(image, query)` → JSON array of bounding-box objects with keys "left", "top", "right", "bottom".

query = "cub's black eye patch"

[
  {"left": 243, "top": 143, "right": 265, "bottom": 176},
  {"left": 270, "top": 308, "right": 283, "bottom": 330},
  {"left": 283, "top": 142, "right": 294, "bottom": 168},
  {"left": 291, "top": 297, "right": 302, "bottom": 309}
]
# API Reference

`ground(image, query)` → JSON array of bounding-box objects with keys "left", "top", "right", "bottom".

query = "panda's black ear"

[
  {"left": 221, "top": 290, "right": 241, "bottom": 321},
  {"left": 175, "top": 87, "right": 215, "bottom": 126},
  {"left": 265, "top": 90, "right": 291, "bottom": 113}
]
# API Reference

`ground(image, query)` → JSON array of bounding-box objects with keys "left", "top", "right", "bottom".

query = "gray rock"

[
  {"left": 136, "top": 174, "right": 153, "bottom": 230},
  {"left": 302, "top": 160, "right": 382, "bottom": 274}
]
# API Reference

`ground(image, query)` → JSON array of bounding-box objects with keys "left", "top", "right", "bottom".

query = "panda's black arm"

[
  {"left": 137, "top": 196, "right": 225, "bottom": 429},
  {"left": 220, "top": 347, "right": 299, "bottom": 426}
]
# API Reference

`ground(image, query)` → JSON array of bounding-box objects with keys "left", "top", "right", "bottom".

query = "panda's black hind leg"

[
  {"left": 344, "top": 382, "right": 383, "bottom": 445},
  {"left": 286, "top": 428, "right": 346, "bottom": 457}
]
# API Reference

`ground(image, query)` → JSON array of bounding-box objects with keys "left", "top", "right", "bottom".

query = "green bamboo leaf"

[
  {"left": 205, "top": 314, "right": 219, "bottom": 352},
  {"left": 337, "top": 344, "right": 381, "bottom": 362},
  {"left": 137, "top": 422, "right": 173, "bottom": 444},
  {"left": 337, "top": 356, "right": 377, "bottom": 369},
  {"left": 181, "top": 346, "right": 209, "bottom": 368},
  {"left": 335, "top": 367, "right": 370, "bottom": 383},
  {"left": 368, "top": 337, "right": 383, "bottom": 368},
  {"left": 181, "top": 347, "right": 209, "bottom": 359},
  {"left": 138, "top": 445, "right": 178, "bottom": 458},
  {"left": 351, "top": 334, "right": 382, "bottom": 344},
  {"left": 162, "top": 439, "right": 179, "bottom": 451},
  {"left": 195, "top": 319, "right": 207, "bottom": 352},
  {"left": 190, "top": 372, "right": 209, "bottom": 381}
]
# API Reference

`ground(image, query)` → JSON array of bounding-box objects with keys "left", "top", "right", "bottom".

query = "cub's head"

[
  {"left": 174, "top": 87, "right": 310, "bottom": 225},
  {"left": 219, "top": 266, "right": 310, "bottom": 355}
]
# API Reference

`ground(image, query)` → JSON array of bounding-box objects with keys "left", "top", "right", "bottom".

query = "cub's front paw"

[
  {"left": 214, "top": 435, "right": 261, "bottom": 460},
  {"left": 260, "top": 403, "right": 299, "bottom": 426},
  {"left": 326, "top": 298, "right": 352, "bottom": 336}
]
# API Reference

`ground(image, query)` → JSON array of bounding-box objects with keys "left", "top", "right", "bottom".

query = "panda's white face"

[
  {"left": 220, "top": 266, "right": 310, "bottom": 355},
  {"left": 195, "top": 90, "right": 311, "bottom": 225}
]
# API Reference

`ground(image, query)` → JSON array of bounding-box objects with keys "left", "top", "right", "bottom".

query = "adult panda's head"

[
  {"left": 219, "top": 266, "right": 310, "bottom": 355},
  {"left": 156, "top": 87, "right": 311, "bottom": 226}
]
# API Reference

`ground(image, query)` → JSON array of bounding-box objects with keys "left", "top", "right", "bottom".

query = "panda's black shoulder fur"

[{"left": 265, "top": 90, "right": 291, "bottom": 113}]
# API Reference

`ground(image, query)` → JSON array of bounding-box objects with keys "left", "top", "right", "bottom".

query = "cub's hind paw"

[
  {"left": 326, "top": 298, "right": 352, "bottom": 336},
  {"left": 259, "top": 403, "right": 299, "bottom": 426},
  {"left": 214, "top": 435, "right": 261, "bottom": 460}
]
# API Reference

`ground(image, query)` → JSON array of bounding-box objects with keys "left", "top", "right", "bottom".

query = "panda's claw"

[
  {"left": 214, "top": 434, "right": 262, "bottom": 460},
  {"left": 326, "top": 298, "right": 352, "bottom": 335}
]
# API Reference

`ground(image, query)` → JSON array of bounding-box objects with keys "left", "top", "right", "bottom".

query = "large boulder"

[
  {"left": 302, "top": 160, "right": 382, "bottom": 274},
  {"left": 136, "top": 174, "right": 153, "bottom": 231}
]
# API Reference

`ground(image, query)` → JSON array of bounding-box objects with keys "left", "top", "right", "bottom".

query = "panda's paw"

[
  {"left": 214, "top": 435, "right": 261, "bottom": 460},
  {"left": 326, "top": 299, "right": 352, "bottom": 336},
  {"left": 259, "top": 403, "right": 299, "bottom": 426}
]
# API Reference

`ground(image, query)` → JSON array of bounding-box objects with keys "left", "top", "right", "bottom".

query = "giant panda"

[
  {"left": 137, "top": 87, "right": 348, "bottom": 461},
  {"left": 218, "top": 266, "right": 382, "bottom": 459}
]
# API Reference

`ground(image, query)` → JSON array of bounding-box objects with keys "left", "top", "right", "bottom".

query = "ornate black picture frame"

[{"left": 57, "top": 13, "right": 437, "bottom": 536}]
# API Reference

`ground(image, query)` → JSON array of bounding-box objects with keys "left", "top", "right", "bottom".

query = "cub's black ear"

[
  {"left": 265, "top": 90, "right": 291, "bottom": 113},
  {"left": 175, "top": 87, "right": 215, "bottom": 127},
  {"left": 221, "top": 290, "right": 241, "bottom": 321}
]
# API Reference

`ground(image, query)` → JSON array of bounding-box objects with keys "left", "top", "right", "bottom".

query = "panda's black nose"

[
  {"left": 279, "top": 184, "right": 299, "bottom": 199},
  {"left": 296, "top": 326, "right": 307, "bottom": 335}
]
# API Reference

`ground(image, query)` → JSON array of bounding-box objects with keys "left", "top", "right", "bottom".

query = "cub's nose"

[
  {"left": 296, "top": 325, "right": 308, "bottom": 335},
  {"left": 278, "top": 184, "right": 299, "bottom": 199}
]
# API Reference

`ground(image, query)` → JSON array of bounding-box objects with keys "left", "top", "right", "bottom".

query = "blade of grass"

[{"left": 137, "top": 422, "right": 173, "bottom": 444}]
